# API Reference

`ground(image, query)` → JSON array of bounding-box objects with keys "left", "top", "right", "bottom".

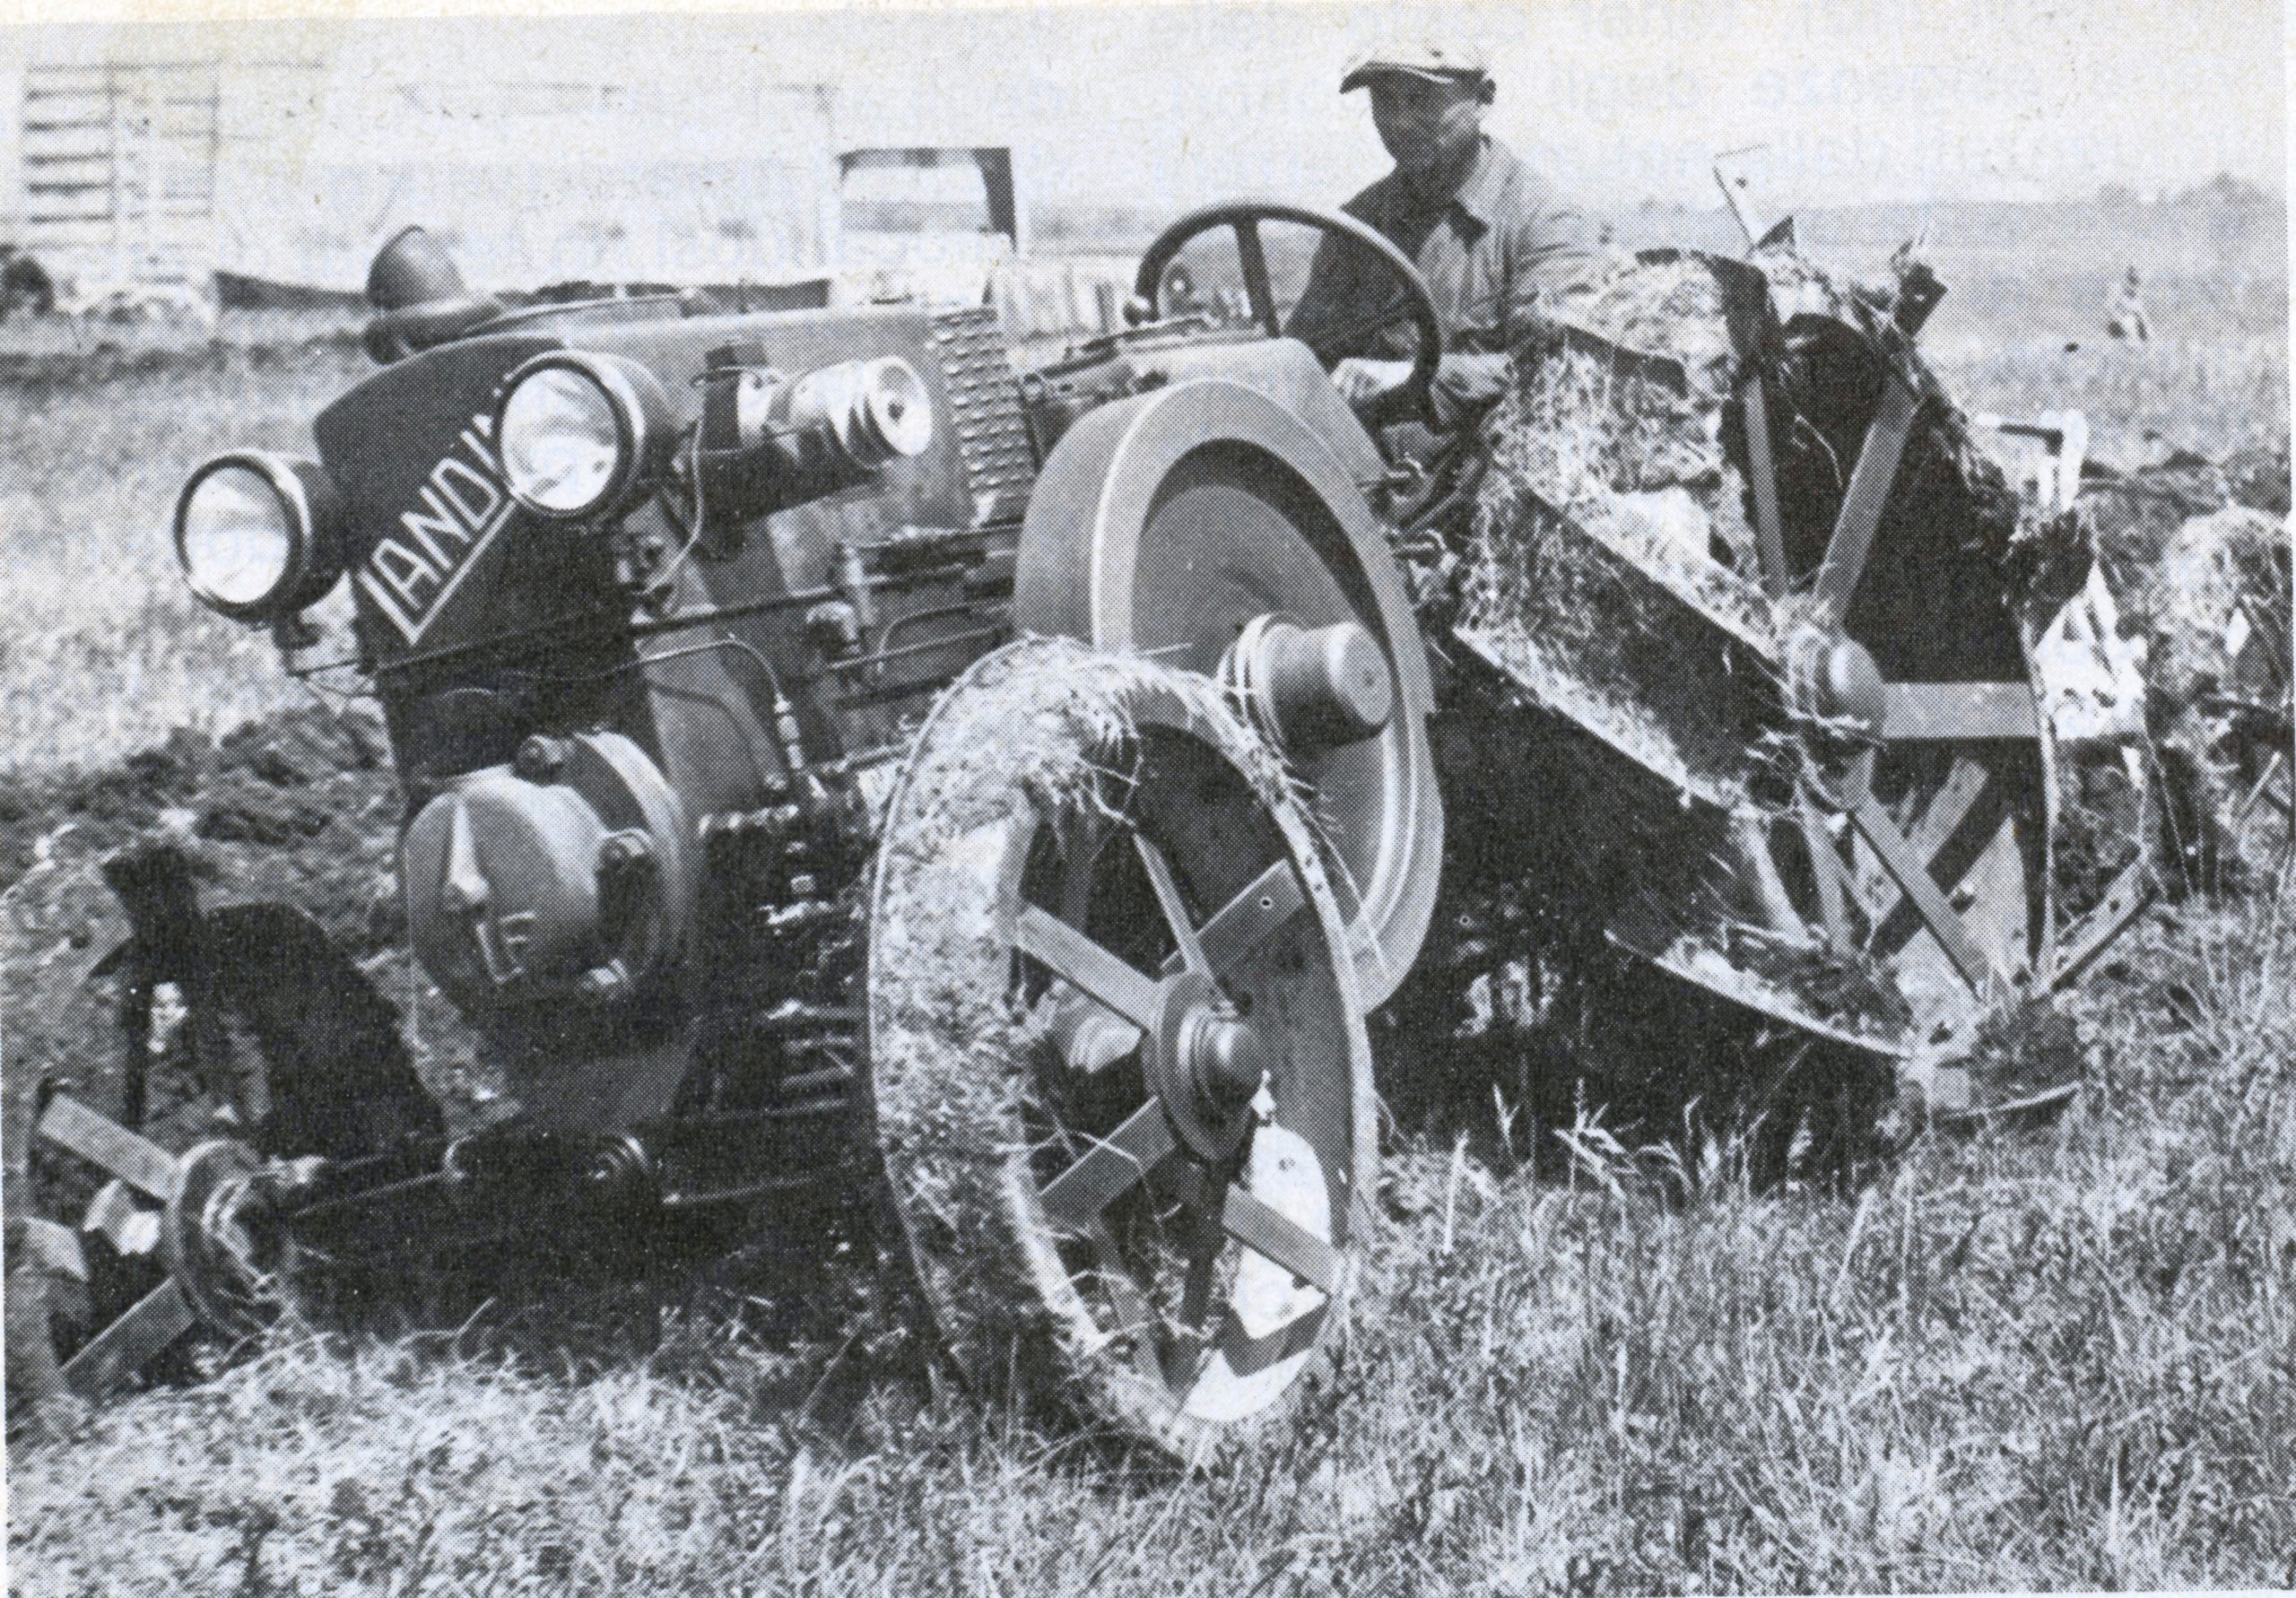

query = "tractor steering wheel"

[{"left": 1135, "top": 199, "right": 1445, "bottom": 415}]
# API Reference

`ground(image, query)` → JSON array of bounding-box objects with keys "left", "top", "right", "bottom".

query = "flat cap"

[{"left": 1340, "top": 37, "right": 1491, "bottom": 92}]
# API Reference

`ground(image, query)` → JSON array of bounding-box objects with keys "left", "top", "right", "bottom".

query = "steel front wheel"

[
  {"left": 6, "top": 1090, "right": 275, "bottom": 1416},
  {"left": 867, "top": 641, "right": 1374, "bottom": 1453}
]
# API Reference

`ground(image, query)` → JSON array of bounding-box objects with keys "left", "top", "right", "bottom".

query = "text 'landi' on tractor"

[{"left": 13, "top": 175, "right": 2173, "bottom": 1453}]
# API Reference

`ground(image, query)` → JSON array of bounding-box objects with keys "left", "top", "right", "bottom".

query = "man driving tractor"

[{"left": 1287, "top": 37, "right": 1604, "bottom": 426}]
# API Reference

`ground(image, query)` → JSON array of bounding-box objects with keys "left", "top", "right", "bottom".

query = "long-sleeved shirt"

[{"left": 1286, "top": 135, "right": 1602, "bottom": 416}]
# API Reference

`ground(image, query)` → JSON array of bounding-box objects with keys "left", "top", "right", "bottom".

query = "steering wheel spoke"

[
  {"left": 1231, "top": 219, "right": 1282, "bottom": 338},
  {"left": 1135, "top": 198, "right": 1445, "bottom": 414}
]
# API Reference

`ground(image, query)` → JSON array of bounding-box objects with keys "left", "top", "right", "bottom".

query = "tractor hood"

[{"left": 312, "top": 300, "right": 1012, "bottom": 672}]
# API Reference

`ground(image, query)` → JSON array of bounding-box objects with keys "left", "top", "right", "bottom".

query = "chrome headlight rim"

[
  {"left": 172, "top": 450, "right": 344, "bottom": 621},
  {"left": 492, "top": 351, "right": 671, "bottom": 520}
]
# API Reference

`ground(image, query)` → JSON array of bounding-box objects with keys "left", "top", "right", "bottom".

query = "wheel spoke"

[
  {"left": 1734, "top": 812, "right": 1801, "bottom": 934},
  {"left": 1234, "top": 220, "right": 1280, "bottom": 337},
  {"left": 1220, "top": 1185, "right": 1342, "bottom": 1298},
  {"left": 1083, "top": 1220, "right": 1165, "bottom": 1383},
  {"left": 57, "top": 1279, "right": 194, "bottom": 1399},
  {"left": 1015, "top": 905, "right": 1162, "bottom": 1029},
  {"left": 2234, "top": 751, "right": 2290, "bottom": 825},
  {"left": 1906, "top": 757, "right": 1994, "bottom": 863},
  {"left": 1867, "top": 760, "right": 2009, "bottom": 959},
  {"left": 1796, "top": 794, "right": 1851, "bottom": 950},
  {"left": 1813, "top": 374, "right": 1918, "bottom": 627},
  {"left": 1844, "top": 746, "right": 1878, "bottom": 810},
  {"left": 1161, "top": 1205, "right": 1231, "bottom": 1389},
  {"left": 38, "top": 1093, "right": 178, "bottom": 1201},
  {"left": 2049, "top": 857, "right": 2154, "bottom": 993},
  {"left": 1881, "top": 682, "right": 2040, "bottom": 742},
  {"left": 1134, "top": 833, "right": 1210, "bottom": 976},
  {"left": 1850, "top": 794, "right": 1997, "bottom": 994},
  {"left": 1742, "top": 373, "right": 1790, "bottom": 598},
  {"left": 1194, "top": 860, "right": 1305, "bottom": 977},
  {"left": 1039, "top": 1099, "right": 1179, "bottom": 1230},
  {"left": 1178, "top": 1227, "right": 1224, "bottom": 1333}
]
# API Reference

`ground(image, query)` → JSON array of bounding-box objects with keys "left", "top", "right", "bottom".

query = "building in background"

[
  {"left": 0, "top": 48, "right": 838, "bottom": 309},
  {"left": 0, "top": 45, "right": 1135, "bottom": 335}
]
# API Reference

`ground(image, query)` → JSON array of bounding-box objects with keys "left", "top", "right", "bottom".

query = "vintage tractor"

[{"left": 11, "top": 202, "right": 2130, "bottom": 1452}]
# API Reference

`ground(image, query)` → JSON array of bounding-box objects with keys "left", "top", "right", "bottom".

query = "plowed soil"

[{"left": 1, "top": 703, "right": 490, "bottom": 1198}]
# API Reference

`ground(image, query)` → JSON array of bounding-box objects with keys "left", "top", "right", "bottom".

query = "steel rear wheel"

[
  {"left": 1743, "top": 369, "right": 2133, "bottom": 1116},
  {"left": 867, "top": 641, "right": 1373, "bottom": 1453},
  {"left": 1756, "top": 696, "right": 2057, "bottom": 1086}
]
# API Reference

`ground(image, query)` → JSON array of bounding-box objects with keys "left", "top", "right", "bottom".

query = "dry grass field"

[
  {"left": 4, "top": 204, "right": 2292, "bottom": 1594},
  {"left": 8, "top": 897, "right": 2292, "bottom": 1594},
  {"left": 3, "top": 322, "right": 369, "bottom": 775}
]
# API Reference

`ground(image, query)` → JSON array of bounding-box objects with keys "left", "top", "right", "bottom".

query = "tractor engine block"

[{"left": 403, "top": 729, "right": 696, "bottom": 1012}]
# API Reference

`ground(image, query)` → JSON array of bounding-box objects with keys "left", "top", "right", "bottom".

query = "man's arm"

[
  {"left": 1432, "top": 183, "right": 1605, "bottom": 416},
  {"left": 1513, "top": 193, "right": 1605, "bottom": 311}
]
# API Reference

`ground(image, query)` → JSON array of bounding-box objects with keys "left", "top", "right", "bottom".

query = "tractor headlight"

[
  {"left": 494, "top": 352, "right": 671, "bottom": 519},
  {"left": 173, "top": 452, "right": 344, "bottom": 621}
]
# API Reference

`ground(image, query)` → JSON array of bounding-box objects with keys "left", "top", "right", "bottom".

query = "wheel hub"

[
  {"left": 1180, "top": 1000, "right": 1269, "bottom": 1112},
  {"left": 1223, "top": 613, "right": 1395, "bottom": 757},
  {"left": 1149, "top": 971, "right": 1267, "bottom": 1159},
  {"left": 1785, "top": 624, "right": 1889, "bottom": 743},
  {"left": 161, "top": 1139, "right": 275, "bottom": 1341}
]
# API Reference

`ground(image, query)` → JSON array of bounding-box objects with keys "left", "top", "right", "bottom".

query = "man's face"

[{"left": 1366, "top": 74, "right": 1486, "bottom": 181}]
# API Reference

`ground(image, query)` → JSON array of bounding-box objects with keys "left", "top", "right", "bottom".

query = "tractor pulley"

[{"left": 1013, "top": 378, "right": 1443, "bottom": 1010}]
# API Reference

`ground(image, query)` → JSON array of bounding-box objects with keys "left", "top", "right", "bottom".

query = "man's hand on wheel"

[{"left": 1331, "top": 358, "right": 1414, "bottom": 405}]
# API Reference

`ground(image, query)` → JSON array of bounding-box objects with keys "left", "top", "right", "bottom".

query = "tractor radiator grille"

[{"left": 932, "top": 307, "right": 1036, "bottom": 526}]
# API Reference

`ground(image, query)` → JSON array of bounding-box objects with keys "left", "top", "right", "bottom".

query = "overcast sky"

[{"left": 8, "top": 0, "right": 2288, "bottom": 209}]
